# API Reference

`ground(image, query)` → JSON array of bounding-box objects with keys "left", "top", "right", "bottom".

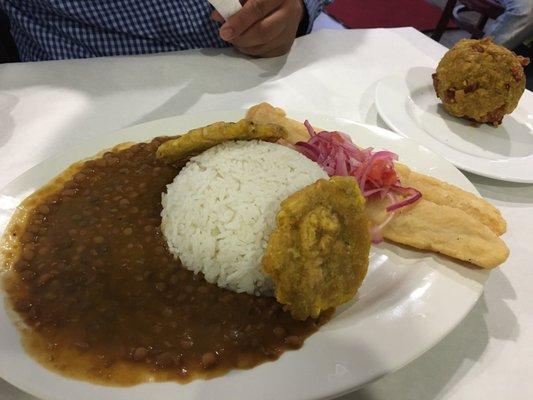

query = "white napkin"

[{"left": 208, "top": 0, "right": 242, "bottom": 20}]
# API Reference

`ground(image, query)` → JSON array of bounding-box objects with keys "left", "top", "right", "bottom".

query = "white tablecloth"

[{"left": 1, "top": 27, "right": 532, "bottom": 400}]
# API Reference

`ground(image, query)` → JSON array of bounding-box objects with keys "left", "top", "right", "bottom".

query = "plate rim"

[{"left": 0, "top": 109, "right": 488, "bottom": 400}]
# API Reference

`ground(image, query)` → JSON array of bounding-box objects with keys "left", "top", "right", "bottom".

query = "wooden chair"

[{"left": 432, "top": 0, "right": 505, "bottom": 42}]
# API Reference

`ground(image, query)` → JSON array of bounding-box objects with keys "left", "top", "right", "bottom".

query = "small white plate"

[
  {"left": 0, "top": 111, "right": 488, "bottom": 400},
  {"left": 375, "top": 66, "right": 533, "bottom": 183}
]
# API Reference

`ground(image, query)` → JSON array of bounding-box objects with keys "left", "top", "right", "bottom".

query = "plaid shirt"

[{"left": 1, "top": 0, "right": 329, "bottom": 62}]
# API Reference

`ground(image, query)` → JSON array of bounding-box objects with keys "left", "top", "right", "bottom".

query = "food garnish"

[{"left": 294, "top": 121, "right": 421, "bottom": 242}]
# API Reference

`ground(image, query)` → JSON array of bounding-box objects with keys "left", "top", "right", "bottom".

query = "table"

[{"left": 1, "top": 27, "right": 532, "bottom": 400}]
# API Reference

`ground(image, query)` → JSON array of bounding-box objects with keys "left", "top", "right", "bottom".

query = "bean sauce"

[{"left": 2, "top": 137, "right": 332, "bottom": 386}]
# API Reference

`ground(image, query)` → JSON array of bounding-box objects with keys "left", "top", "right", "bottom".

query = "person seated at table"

[
  {"left": 1, "top": 0, "right": 329, "bottom": 62},
  {"left": 476, "top": 0, "right": 532, "bottom": 49}
]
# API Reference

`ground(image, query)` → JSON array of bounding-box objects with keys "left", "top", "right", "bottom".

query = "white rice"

[{"left": 161, "top": 140, "right": 328, "bottom": 295}]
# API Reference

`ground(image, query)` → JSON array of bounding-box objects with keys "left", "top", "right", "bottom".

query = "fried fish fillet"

[
  {"left": 262, "top": 176, "right": 370, "bottom": 320},
  {"left": 247, "top": 102, "right": 509, "bottom": 269},
  {"left": 156, "top": 119, "right": 287, "bottom": 163},
  {"left": 246, "top": 103, "right": 311, "bottom": 144},
  {"left": 366, "top": 198, "right": 509, "bottom": 268},
  {"left": 395, "top": 163, "right": 506, "bottom": 236}
]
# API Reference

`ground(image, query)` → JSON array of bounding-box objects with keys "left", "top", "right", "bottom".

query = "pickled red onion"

[{"left": 294, "top": 120, "right": 422, "bottom": 242}]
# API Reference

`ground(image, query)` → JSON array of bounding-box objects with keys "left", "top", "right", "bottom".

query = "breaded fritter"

[
  {"left": 395, "top": 163, "right": 506, "bottom": 236},
  {"left": 433, "top": 38, "right": 529, "bottom": 126},
  {"left": 366, "top": 198, "right": 509, "bottom": 268},
  {"left": 262, "top": 176, "right": 370, "bottom": 320},
  {"left": 156, "top": 119, "right": 287, "bottom": 163}
]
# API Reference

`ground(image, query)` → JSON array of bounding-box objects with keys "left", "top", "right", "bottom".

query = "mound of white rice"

[{"left": 161, "top": 140, "right": 328, "bottom": 295}]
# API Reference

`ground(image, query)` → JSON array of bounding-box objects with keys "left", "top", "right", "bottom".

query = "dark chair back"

[
  {"left": 459, "top": 0, "right": 505, "bottom": 19},
  {"left": 0, "top": 8, "right": 19, "bottom": 63},
  {"left": 432, "top": 0, "right": 506, "bottom": 42}
]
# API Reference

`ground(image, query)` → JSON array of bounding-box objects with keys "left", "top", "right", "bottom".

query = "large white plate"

[
  {"left": 0, "top": 111, "right": 488, "bottom": 400},
  {"left": 375, "top": 66, "right": 533, "bottom": 183}
]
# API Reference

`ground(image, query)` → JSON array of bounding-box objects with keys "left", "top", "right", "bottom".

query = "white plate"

[
  {"left": 375, "top": 66, "right": 533, "bottom": 183},
  {"left": 0, "top": 111, "right": 488, "bottom": 400}
]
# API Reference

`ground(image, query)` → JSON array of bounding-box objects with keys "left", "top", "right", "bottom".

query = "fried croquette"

[
  {"left": 156, "top": 119, "right": 287, "bottom": 163},
  {"left": 262, "top": 176, "right": 371, "bottom": 320},
  {"left": 432, "top": 37, "right": 529, "bottom": 126}
]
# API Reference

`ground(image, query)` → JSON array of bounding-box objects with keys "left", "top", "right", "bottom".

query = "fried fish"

[
  {"left": 246, "top": 103, "right": 310, "bottom": 144},
  {"left": 395, "top": 163, "right": 506, "bottom": 236},
  {"left": 366, "top": 197, "right": 509, "bottom": 268}
]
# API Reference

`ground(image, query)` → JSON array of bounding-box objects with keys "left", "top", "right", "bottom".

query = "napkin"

[{"left": 208, "top": 0, "right": 242, "bottom": 20}]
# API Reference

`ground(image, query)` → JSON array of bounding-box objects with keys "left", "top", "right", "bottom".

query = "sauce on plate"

[{"left": 2, "top": 137, "right": 332, "bottom": 385}]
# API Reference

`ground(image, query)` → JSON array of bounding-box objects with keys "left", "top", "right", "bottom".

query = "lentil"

[{"left": 3, "top": 138, "right": 332, "bottom": 386}]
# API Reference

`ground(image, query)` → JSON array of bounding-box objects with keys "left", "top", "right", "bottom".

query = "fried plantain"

[
  {"left": 156, "top": 119, "right": 287, "bottom": 163},
  {"left": 262, "top": 176, "right": 371, "bottom": 320}
]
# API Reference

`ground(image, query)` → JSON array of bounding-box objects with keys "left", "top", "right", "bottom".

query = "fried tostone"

[
  {"left": 262, "top": 176, "right": 371, "bottom": 321},
  {"left": 156, "top": 119, "right": 287, "bottom": 163},
  {"left": 432, "top": 37, "right": 529, "bottom": 126}
]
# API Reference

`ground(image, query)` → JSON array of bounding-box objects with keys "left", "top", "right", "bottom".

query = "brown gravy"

[{"left": 2, "top": 137, "right": 332, "bottom": 385}]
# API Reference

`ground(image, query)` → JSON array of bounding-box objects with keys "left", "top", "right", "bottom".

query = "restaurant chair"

[
  {"left": 0, "top": 9, "right": 19, "bottom": 63},
  {"left": 431, "top": 0, "right": 505, "bottom": 42}
]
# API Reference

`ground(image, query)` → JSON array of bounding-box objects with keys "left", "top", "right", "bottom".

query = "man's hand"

[{"left": 211, "top": 0, "right": 305, "bottom": 58}]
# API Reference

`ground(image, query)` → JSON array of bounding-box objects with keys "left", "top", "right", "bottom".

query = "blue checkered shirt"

[{"left": 1, "top": 0, "right": 330, "bottom": 62}]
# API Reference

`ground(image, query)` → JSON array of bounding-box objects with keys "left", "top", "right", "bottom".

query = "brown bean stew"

[{"left": 2, "top": 137, "right": 332, "bottom": 385}]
